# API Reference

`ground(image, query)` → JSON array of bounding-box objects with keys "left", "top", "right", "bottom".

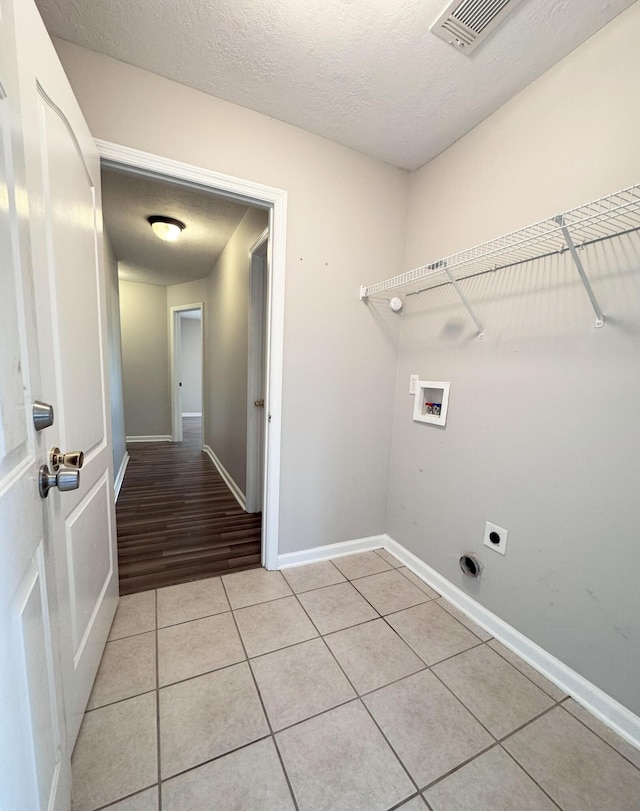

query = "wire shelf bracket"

[
  {"left": 443, "top": 265, "right": 485, "bottom": 338},
  {"left": 554, "top": 215, "right": 604, "bottom": 328},
  {"left": 360, "top": 183, "right": 640, "bottom": 333}
]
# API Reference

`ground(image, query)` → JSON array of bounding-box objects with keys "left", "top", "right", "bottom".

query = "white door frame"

[
  {"left": 246, "top": 228, "right": 268, "bottom": 514},
  {"left": 96, "top": 140, "right": 286, "bottom": 570},
  {"left": 170, "top": 303, "right": 204, "bottom": 443}
]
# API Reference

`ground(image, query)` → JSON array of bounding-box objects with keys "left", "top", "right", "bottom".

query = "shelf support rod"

[
  {"left": 554, "top": 216, "right": 604, "bottom": 328},
  {"left": 443, "top": 267, "right": 485, "bottom": 339}
]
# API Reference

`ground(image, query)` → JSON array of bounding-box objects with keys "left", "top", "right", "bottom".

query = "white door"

[
  {"left": 0, "top": 2, "right": 69, "bottom": 808},
  {"left": 0, "top": 0, "right": 118, "bottom": 807},
  {"left": 247, "top": 230, "right": 268, "bottom": 515}
]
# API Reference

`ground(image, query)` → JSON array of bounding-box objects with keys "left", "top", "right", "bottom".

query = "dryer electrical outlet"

[{"left": 484, "top": 521, "right": 508, "bottom": 555}]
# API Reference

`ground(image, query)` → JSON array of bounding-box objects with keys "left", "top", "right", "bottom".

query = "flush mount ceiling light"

[{"left": 147, "top": 215, "right": 186, "bottom": 242}]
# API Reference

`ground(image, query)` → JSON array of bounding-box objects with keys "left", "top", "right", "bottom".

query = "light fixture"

[{"left": 147, "top": 215, "right": 186, "bottom": 242}]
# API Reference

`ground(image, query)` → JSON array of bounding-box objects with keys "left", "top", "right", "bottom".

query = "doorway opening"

[
  {"left": 100, "top": 140, "right": 286, "bottom": 572},
  {"left": 170, "top": 303, "right": 204, "bottom": 445}
]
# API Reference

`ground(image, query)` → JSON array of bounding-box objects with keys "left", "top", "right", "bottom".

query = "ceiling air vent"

[{"left": 430, "top": 0, "right": 525, "bottom": 55}]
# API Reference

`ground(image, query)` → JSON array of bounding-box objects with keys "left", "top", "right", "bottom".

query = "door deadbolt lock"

[
  {"left": 38, "top": 465, "right": 80, "bottom": 499},
  {"left": 254, "top": 399, "right": 265, "bottom": 408},
  {"left": 33, "top": 400, "right": 54, "bottom": 431},
  {"left": 49, "top": 447, "right": 84, "bottom": 472}
]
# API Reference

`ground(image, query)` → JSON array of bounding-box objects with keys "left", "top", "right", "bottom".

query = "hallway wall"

[
  {"left": 119, "top": 280, "right": 170, "bottom": 438},
  {"left": 206, "top": 208, "right": 268, "bottom": 495},
  {"left": 57, "top": 39, "right": 409, "bottom": 553}
]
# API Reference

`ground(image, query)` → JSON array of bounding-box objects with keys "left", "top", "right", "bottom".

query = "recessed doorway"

[{"left": 101, "top": 141, "right": 286, "bottom": 587}]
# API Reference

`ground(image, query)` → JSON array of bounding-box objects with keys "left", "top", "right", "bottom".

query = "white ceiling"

[
  {"left": 102, "top": 167, "right": 251, "bottom": 286},
  {"left": 36, "top": 0, "right": 635, "bottom": 170}
]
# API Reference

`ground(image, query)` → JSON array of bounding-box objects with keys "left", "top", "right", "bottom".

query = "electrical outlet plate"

[
  {"left": 409, "top": 374, "right": 419, "bottom": 394},
  {"left": 484, "top": 521, "right": 508, "bottom": 555}
]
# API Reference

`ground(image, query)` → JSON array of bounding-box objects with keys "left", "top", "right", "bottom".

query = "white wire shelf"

[{"left": 360, "top": 184, "right": 640, "bottom": 334}]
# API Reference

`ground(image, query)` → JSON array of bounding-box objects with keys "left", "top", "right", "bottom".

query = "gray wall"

[
  {"left": 119, "top": 280, "right": 171, "bottom": 437},
  {"left": 103, "top": 232, "right": 127, "bottom": 476},
  {"left": 179, "top": 316, "right": 202, "bottom": 415},
  {"left": 57, "top": 40, "right": 408, "bottom": 554},
  {"left": 206, "top": 208, "right": 268, "bottom": 493},
  {"left": 387, "top": 3, "right": 640, "bottom": 716}
]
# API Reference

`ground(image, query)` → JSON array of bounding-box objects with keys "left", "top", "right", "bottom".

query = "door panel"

[
  {"left": 0, "top": 0, "right": 69, "bottom": 807},
  {"left": 13, "top": 547, "right": 62, "bottom": 811},
  {"left": 38, "top": 91, "right": 107, "bottom": 456},
  {"left": 66, "top": 474, "right": 114, "bottom": 661},
  {"left": 14, "top": 0, "right": 119, "bottom": 749}
]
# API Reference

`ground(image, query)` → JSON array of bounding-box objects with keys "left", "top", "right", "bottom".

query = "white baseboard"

[
  {"left": 203, "top": 445, "right": 246, "bottom": 511},
  {"left": 278, "top": 535, "right": 385, "bottom": 569},
  {"left": 182, "top": 412, "right": 202, "bottom": 417},
  {"left": 114, "top": 452, "right": 130, "bottom": 501},
  {"left": 277, "top": 532, "right": 640, "bottom": 751},
  {"left": 382, "top": 536, "right": 640, "bottom": 751},
  {"left": 126, "top": 435, "right": 172, "bottom": 442}
]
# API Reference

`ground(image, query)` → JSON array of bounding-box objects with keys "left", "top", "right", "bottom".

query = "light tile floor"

[{"left": 71, "top": 550, "right": 640, "bottom": 811}]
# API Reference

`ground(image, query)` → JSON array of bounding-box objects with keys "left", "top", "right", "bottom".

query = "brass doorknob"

[
  {"left": 49, "top": 447, "right": 84, "bottom": 472},
  {"left": 254, "top": 399, "right": 265, "bottom": 408}
]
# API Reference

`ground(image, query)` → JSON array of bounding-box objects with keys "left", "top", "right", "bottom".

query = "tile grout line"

[
  {"left": 84, "top": 685, "right": 157, "bottom": 714},
  {"left": 387, "top": 792, "right": 427, "bottom": 810},
  {"left": 290, "top": 560, "right": 509, "bottom": 801},
  {"left": 155, "top": 606, "right": 231, "bottom": 631},
  {"left": 361, "top": 559, "right": 568, "bottom": 805},
  {"left": 368, "top": 558, "right": 640, "bottom": 771},
  {"left": 494, "top": 703, "right": 584, "bottom": 805},
  {"left": 290, "top": 587, "right": 422, "bottom": 802},
  {"left": 416, "top": 703, "right": 561, "bottom": 799},
  {"left": 499, "top": 739, "right": 564, "bottom": 810},
  {"left": 371, "top": 586, "right": 508, "bottom": 795},
  {"left": 90, "top": 785, "right": 155, "bottom": 811},
  {"left": 416, "top": 739, "right": 499, "bottom": 796},
  {"left": 221, "top": 573, "right": 301, "bottom": 811},
  {"left": 484, "top": 638, "right": 566, "bottom": 702},
  {"left": 155, "top": 588, "right": 162, "bottom": 811},
  {"left": 376, "top": 559, "right": 640, "bottom": 772},
  {"left": 557, "top": 696, "right": 640, "bottom": 773},
  {"left": 307, "top": 567, "right": 560, "bottom": 809},
  {"left": 154, "top": 734, "right": 274, "bottom": 785}
]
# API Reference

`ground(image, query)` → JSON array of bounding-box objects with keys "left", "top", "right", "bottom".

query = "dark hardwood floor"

[{"left": 116, "top": 418, "right": 262, "bottom": 595}]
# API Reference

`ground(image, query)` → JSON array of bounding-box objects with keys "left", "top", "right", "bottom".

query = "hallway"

[{"left": 116, "top": 418, "right": 262, "bottom": 594}]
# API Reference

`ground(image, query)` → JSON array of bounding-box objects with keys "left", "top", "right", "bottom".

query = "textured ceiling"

[
  {"left": 102, "top": 167, "right": 251, "bottom": 286},
  {"left": 36, "top": 0, "right": 635, "bottom": 170}
]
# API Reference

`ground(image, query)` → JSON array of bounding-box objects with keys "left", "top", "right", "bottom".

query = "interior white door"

[
  {"left": 247, "top": 231, "right": 268, "bottom": 515},
  {"left": 0, "top": 4, "right": 118, "bottom": 807},
  {"left": 0, "top": 1, "right": 70, "bottom": 808},
  {"left": 14, "top": 0, "right": 119, "bottom": 752}
]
